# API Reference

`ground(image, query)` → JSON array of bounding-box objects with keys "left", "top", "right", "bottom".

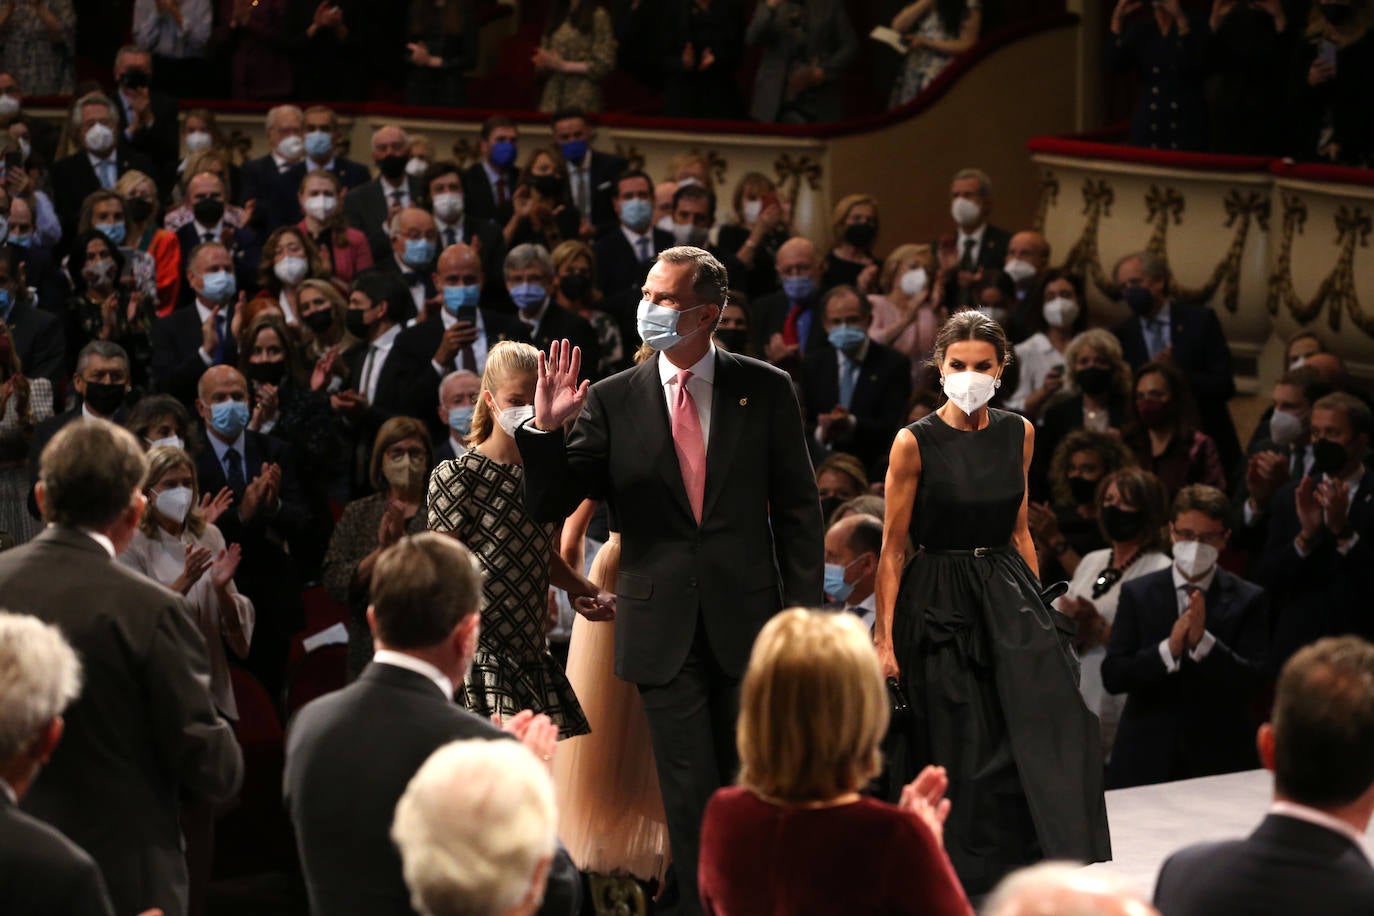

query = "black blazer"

[
  {"left": 16, "top": 243, "right": 72, "bottom": 319},
  {"left": 0, "top": 527, "right": 242, "bottom": 916},
  {"left": 754, "top": 288, "right": 829, "bottom": 359},
  {"left": 173, "top": 222, "right": 263, "bottom": 310},
  {"left": 579, "top": 149, "right": 629, "bottom": 232},
  {"left": 527, "top": 304, "right": 600, "bottom": 379},
  {"left": 338, "top": 333, "right": 431, "bottom": 445},
  {"left": 112, "top": 89, "right": 180, "bottom": 193},
  {"left": 1154, "top": 813, "right": 1374, "bottom": 915},
  {"left": 799, "top": 340, "right": 911, "bottom": 475},
  {"left": 1102, "top": 566, "right": 1269, "bottom": 788},
  {"left": 317, "top": 155, "right": 371, "bottom": 190},
  {"left": 49, "top": 144, "right": 157, "bottom": 243},
  {"left": 6, "top": 296, "right": 65, "bottom": 386},
  {"left": 239, "top": 154, "right": 308, "bottom": 233},
  {"left": 343, "top": 175, "right": 428, "bottom": 263},
  {"left": 938, "top": 223, "right": 1012, "bottom": 306},
  {"left": 516, "top": 349, "right": 824, "bottom": 684},
  {"left": 0, "top": 793, "right": 115, "bottom": 916},
  {"left": 460, "top": 160, "right": 518, "bottom": 223},
  {"left": 283, "top": 662, "right": 580, "bottom": 916},
  {"left": 593, "top": 226, "right": 674, "bottom": 300},
  {"left": 150, "top": 299, "right": 240, "bottom": 409}
]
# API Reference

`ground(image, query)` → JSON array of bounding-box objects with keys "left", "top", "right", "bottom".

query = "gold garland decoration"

[
  {"left": 1057, "top": 177, "right": 1116, "bottom": 297},
  {"left": 449, "top": 137, "right": 480, "bottom": 169},
  {"left": 1266, "top": 196, "right": 1373, "bottom": 334},
  {"left": 614, "top": 143, "right": 645, "bottom": 173},
  {"left": 1033, "top": 171, "right": 1060, "bottom": 235},
  {"left": 774, "top": 153, "right": 823, "bottom": 213}
]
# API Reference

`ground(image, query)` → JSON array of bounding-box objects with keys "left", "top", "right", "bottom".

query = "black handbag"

[{"left": 873, "top": 676, "right": 916, "bottom": 803}]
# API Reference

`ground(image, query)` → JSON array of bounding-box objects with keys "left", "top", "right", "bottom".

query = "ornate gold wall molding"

[
  {"left": 774, "top": 154, "right": 823, "bottom": 214},
  {"left": 1057, "top": 177, "right": 1115, "bottom": 297},
  {"left": 1268, "top": 195, "right": 1373, "bottom": 334}
]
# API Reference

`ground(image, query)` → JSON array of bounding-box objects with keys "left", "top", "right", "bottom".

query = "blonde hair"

[
  {"left": 879, "top": 243, "right": 933, "bottom": 296},
  {"left": 1064, "top": 328, "right": 1133, "bottom": 403},
  {"left": 737, "top": 609, "right": 889, "bottom": 803},
  {"left": 468, "top": 341, "right": 540, "bottom": 448},
  {"left": 0, "top": 611, "right": 83, "bottom": 762},
  {"left": 139, "top": 445, "right": 207, "bottom": 538}
]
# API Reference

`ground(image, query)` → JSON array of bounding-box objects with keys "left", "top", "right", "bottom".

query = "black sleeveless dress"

[{"left": 893, "top": 409, "right": 1111, "bottom": 894}]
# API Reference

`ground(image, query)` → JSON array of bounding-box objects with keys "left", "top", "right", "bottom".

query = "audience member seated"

[
  {"left": 61, "top": 229, "right": 153, "bottom": 390},
  {"left": 152, "top": 241, "right": 242, "bottom": 409},
  {"left": 1005, "top": 270, "right": 1086, "bottom": 419},
  {"left": 699, "top": 608, "right": 971, "bottom": 916},
  {"left": 436, "top": 369, "right": 480, "bottom": 461},
  {"left": 822, "top": 194, "right": 879, "bottom": 294},
  {"left": 867, "top": 243, "right": 941, "bottom": 389},
  {"left": 123, "top": 392, "right": 194, "bottom": 453},
  {"left": 660, "top": 0, "right": 744, "bottom": 120},
  {"left": 1103, "top": 484, "right": 1269, "bottom": 788},
  {"left": 424, "top": 161, "right": 506, "bottom": 295},
  {"left": 823, "top": 512, "right": 883, "bottom": 628},
  {"left": 1290, "top": 3, "right": 1374, "bottom": 166},
  {"left": 0, "top": 316, "right": 55, "bottom": 546},
  {"left": 1055, "top": 467, "right": 1172, "bottom": 758},
  {"left": 816, "top": 452, "right": 868, "bottom": 523},
  {"left": 717, "top": 171, "right": 790, "bottom": 299},
  {"left": 1111, "top": 249, "right": 1241, "bottom": 475},
  {"left": 535, "top": 1, "right": 618, "bottom": 114},
  {"left": 0, "top": 71, "right": 62, "bottom": 164},
  {"left": 121, "top": 445, "right": 254, "bottom": 721},
  {"left": 165, "top": 146, "right": 244, "bottom": 229},
  {"left": 1126, "top": 361, "right": 1227, "bottom": 501},
  {"left": 503, "top": 147, "right": 583, "bottom": 252},
  {"left": 171, "top": 168, "right": 262, "bottom": 307},
  {"left": 462, "top": 117, "right": 521, "bottom": 224},
  {"left": 378, "top": 207, "right": 441, "bottom": 321},
  {"left": 1108, "top": 0, "right": 1208, "bottom": 151},
  {"left": 0, "top": 419, "right": 242, "bottom": 916},
  {"left": 758, "top": 236, "right": 826, "bottom": 368},
  {"left": 1153, "top": 636, "right": 1374, "bottom": 914},
  {"left": 987, "top": 863, "right": 1158, "bottom": 916},
  {"left": 404, "top": 0, "right": 481, "bottom": 107},
  {"left": 746, "top": 0, "right": 857, "bottom": 123},
  {"left": 253, "top": 225, "right": 333, "bottom": 331},
  {"left": 110, "top": 46, "right": 179, "bottom": 194},
  {"left": 50, "top": 93, "right": 156, "bottom": 241},
  {"left": 218, "top": 0, "right": 299, "bottom": 100},
  {"left": 0, "top": 611, "right": 118, "bottom": 916},
  {"left": 942, "top": 168, "right": 1010, "bottom": 311},
  {"left": 301, "top": 105, "right": 371, "bottom": 191},
  {"left": 322, "top": 416, "right": 432, "bottom": 678},
  {"left": 297, "top": 169, "right": 374, "bottom": 286},
  {"left": 1036, "top": 328, "right": 1134, "bottom": 498},
  {"left": 801, "top": 285, "right": 911, "bottom": 477},
  {"left": 550, "top": 109, "right": 627, "bottom": 234},
  {"left": 1030, "top": 429, "right": 1135, "bottom": 583},
  {"left": 0, "top": 244, "right": 64, "bottom": 387},
  {"left": 504, "top": 243, "right": 598, "bottom": 372},
  {"left": 1001, "top": 231, "right": 1051, "bottom": 317},
  {"left": 77, "top": 189, "right": 159, "bottom": 306},
  {"left": 551, "top": 239, "right": 624, "bottom": 377},
  {"left": 7, "top": 191, "right": 72, "bottom": 317},
  {"left": 1261, "top": 392, "right": 1374, "bottom": 669},
  {"left": 888, "top": 0, "right": 982, "bottom": 109},
  {"left": 114, "top": 170, "right": 180, "bottom": 316},
  {"left": 345, "top": 125, "right": 425, "bottom": 263},
  {"left": 287, "top": 532, "right": 579, "bottom": 915},
  {"left": 298, "top": 278, "right": 354, "bottom": 389},
  {"left": 592, "top": 168, "right": 672, "bottom": 341},
  {"left": 239, "top": 105, "right": 308, "bottom": 234}
]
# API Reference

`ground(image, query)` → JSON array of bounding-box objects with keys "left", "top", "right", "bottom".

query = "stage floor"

[{"left": 1085, "top": 769, "right": 1374, "bottom": 897}]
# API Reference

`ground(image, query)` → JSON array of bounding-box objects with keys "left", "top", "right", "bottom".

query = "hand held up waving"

[{"left": 534, "top": 339, "right": 589, "bottom": 432}]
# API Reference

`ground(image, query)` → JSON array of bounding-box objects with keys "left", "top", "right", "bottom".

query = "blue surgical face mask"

[
  {"left": 97, "top": 221, "right": 127, "bottom": 245},
  {"left": 209, "top": 399, "right": 250, "bottom": 439},
  {"left": 509, "top": 282, "right": 547, "bottom": 311},
  {"left": 403, "top": 237, "right": 436, "bottom": 268},
  {"left": 559, "top": 138, "right": 589, "bottom": 164},
  {"left": 0, "top": 288, "right": 11, "bottom": 320},
  {"left": 489, "top": 140, "right": 517, "bottom": 168},
  {"left": 304, "top": 130, "right": 333, "bottom": 159},
  {"left": 637, "top": 299, "right": 707, "bottom": 351},
  {"left": 828, "top": 324, "right": 867, "bottom": 355},
  {"left": 620, "top": 197, "right": 652, "bottom": 232},
  {"left": 443, "top": 283, "right": 481, "bottom": 315},
  {"left": 448, "top": 404, "right": 474, "bottom": 437},
  {"left": 823, "top": 555, "right": 869, "bottom": 603},
  {"left": 200, "top": 268, "right": 236, "bottom": 304},
  {"left": 782, "top": 275, "right": 817, "bottom": 303},
  {"left": 7, "top": 233, "right": 30, "bottom": 248}
]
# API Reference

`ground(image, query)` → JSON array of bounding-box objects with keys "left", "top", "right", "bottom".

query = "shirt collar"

[
  {"left": 380, "top": 175, "right": 407, "bottom": 194},
  {"left": 518, "top": 297, "right": 551, "bottom": 329},
  {"left": 482, "top": 161, "right": 504, "bottom": 185},
  {"left": 79, "top": 528, "right": 117, "bottom": 558},
  {"left": 659, "top": 343, "right": 718, "bottom": 388},
  {"left": 841, "top": 338, "right": 870, "bottom": 365},
  {"left": 87, "top": 149, "right": 117, "bottom": 168},
  {"left": 1141, "top": 300, "right": 1173, "bottom": 327},
  {"left": 373, "top": 650, "right": 454, "bottom": 700},
  {"left": 81, "top": 401, "right": 113, "bottom": 422},
  {"left": 449, "top": 436, "right": 469, "bottom": 458},
  {"left": 1270, "top": 801, "right": 1370, "bottom": 855},
  {"left": 192, "top": 220, "right": 224, "bottom": 237},
  {"left": 208, "top": 427, "right": 247, "bottom": 463},
  {"left": 1170, "top": 559, "right": 1217, "bottom": 600},
  {"left": 372, "top": 324, "right": 401, "bottom": 350},
  {"left": 621, "top": 223, "right": 651, "bottom": 247},
  {"left": 957, "top": 223, "right": 987, "bottom": 248},
  {"left": 309, "top": 156, "right": 336, "bottom": 172},
  {"left": 271, "top": 153, "right": 296, "bottom": 171}
]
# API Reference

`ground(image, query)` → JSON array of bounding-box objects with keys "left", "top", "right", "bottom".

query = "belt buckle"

[{"left": 973, "top": 547, "right": 989, "bottom": 558}]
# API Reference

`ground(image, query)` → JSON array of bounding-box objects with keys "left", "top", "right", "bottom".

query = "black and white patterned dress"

[{"left": 427, "top": 448, "right": 590, "bottom": 737}]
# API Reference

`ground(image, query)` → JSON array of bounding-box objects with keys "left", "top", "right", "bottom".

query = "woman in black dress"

[{"left": 874, "top": 310, "right": 1110, "bottom": 895}]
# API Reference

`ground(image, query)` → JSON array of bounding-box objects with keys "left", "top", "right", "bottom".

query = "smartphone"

[
  {"left": 454, "top": 304, "right": 477, "bottom": 325},
  {"left": 1317, "top": 40, "right": 1338, "bottom": 72},
  {"left": 2, "top": 151, "right": 19, "bottom": 172}
]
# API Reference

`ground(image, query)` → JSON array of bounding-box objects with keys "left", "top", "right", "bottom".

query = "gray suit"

[
  {"left": 0, "top": 527, "right": 243, "bottom": 916},
  {"left": 746, "top": 0, "right": 858, "bottom": 123}
]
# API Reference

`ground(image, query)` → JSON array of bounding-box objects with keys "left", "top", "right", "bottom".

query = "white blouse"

[
  {"left": 120, "top": 522, "right": 255, "bottom": 720},
  {"left": 1007, "top": 332, "right": 1064, "bottom": 414}
]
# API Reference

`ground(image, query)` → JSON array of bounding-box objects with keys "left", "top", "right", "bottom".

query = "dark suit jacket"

[
  {"left": 1112, "top": 301, "right": 1241, "bottom": 472},
  {"left": 593, "top": 226, "right": 675, "bottom": 300},
  {"left": 579, "top": 149, "right": 629, "bottom": 233},
  {"left": 527, "top": 303, "right": 599, "bottom": 379},
  {"left": 1102, "top": 566, "right": 1269, "bottom": 788},
  {"left": 939, "top": 223, "right": 1012, "bottom": 308},
  {"left": 151, "top": 299, "right": 240, "bottom": 409},
  {"left": 0, "top": 527, "right": 242, "bottom": 916},
  {"left": 6, "top": 296, "right": 65, "bottom": 385},
  {"left": 343, "top": 175, "right": 428, "bottom": 263},
  {"left": 460, "top": 160, "right": 518, "bottom": 223},
  {"left": 49, "top": 144, "right": 158, "bottom": 243},
  {"left": 283, "top": 662, "right": 580, "bottom": 916},
  {"left": 113, "top": 88, "right": 180, "bottom": 193},
  {"left": 799, "top": 340, "right": 911, "bottom": 475},
  {"left": 753, "top": 289, "right": 829, "bottom": 359},
  {"left": 516, "top": 349, "right": 824, "bottom": 684},
  {"left": 1154, "top": 814, "right": 1374, "bottom": 915},
  {"left": 16, "top": 243, "right": 72, "bottom": 318},
  {"left": 239, "top": 154, "right": 308, "bottom": 233},
  {"left": 315, "top": 155, "right": 371, "bottom": 190},
  {"left": 173, "top": 222, "right": 263, "bottom": 309},
  {"left": 339, "top": 333, "right": 432, "bottom": 447},
  {"left": 0, "top": 793, "right": 115, "bottom": 916}
]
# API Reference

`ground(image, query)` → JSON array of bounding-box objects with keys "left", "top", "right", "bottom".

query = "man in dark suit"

[
  {"left": 461, "top": 116, "right": 520, "bottom": 223},
  {"left": 49, "top": 93, "right": 156, "bottom": 243},
  {"left": 151, "top": 241, "right": 242, "bottom": 409},
  {"left": 504, "top": 243, "right": 598, "bottom": 375},
  {"left": 238, "top": 105, "right": 308, "bottom": 234},
  {"left": 1, "top": 245, "right": 64, "bottom": 386},
  {"left": 0, "top": 612, "right": 119, "bottom": 916},
  {"left": 517, "top": 247, "right": 823, "bottom": 914},
  {"left": 424, "top": 160, "right": 506, "bottom": 301},
  {"left": 942, "top": 167, "right": 1012, "bottom": 310},
  {"left": 193, "top": 365, "right": 311, "bottom": 697},
  {"left": 302, "top": 105, "right": 371, "bottom": 191},
  {"left": 0, "top": 420, "right": 242, "bottom": 916},
  {"left": 593, "top": 169, "right": 673, "bottom": 348},
  {"left": 284, "top": 533, "right": 579, "bottom": 916},
  {"left": 800, "top": 285, "right": 911, "bottom": 476},
  {"left": 374, "top": 206, "right": 440, "bottom": 322},
  {"left": 434, "top": 369, "right": 480, "bottom": 463},
  {"left": 1153, "top": 636, "right": 1374, "bottom": 915},
  {"left": 823, "top": 513, "right": 881, "bottom": 629},
  {"left": 111, "top": 47, "right": 179, "bottom": 193},
  {"left": 1259, "top": 392, "right": 1374, "bottom": 670},
  {"left": 1103, "top": 484, "right": 1269, "bottom": 789},
  {"left": 344, "top": 125, "right": 427, "bottom": 263},
  {"left": 754, "top": 236, "right": 828, "bottom": 371},
  {"left": 1110, "top": 249, "right": 1242, "bottom": 476},
  {"left": 551, "top": 108, "right": 627, "bottom": 234},
  {"left": 173, "top": 172, "right": 262, "bottom": 309}
]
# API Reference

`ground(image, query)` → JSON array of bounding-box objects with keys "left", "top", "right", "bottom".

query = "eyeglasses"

[{"left": 1172, "top": 529, "right": 1226, "bottom": 547}]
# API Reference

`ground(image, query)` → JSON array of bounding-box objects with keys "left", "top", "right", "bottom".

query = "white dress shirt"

[
  {"left": 1159, "top": 561, "right": 1219, "bottom": 672},
  {"left": 956, "top": 222, "right": 987, "bottom": 265},
  {"left": 78, "top": 528, "right": 117, "bottom": 558},
  {"left": 361, "top": 325, "right": 401, "bottom": 405},
  {"left": 1270, "top": 801, "right": 1370, "bottom": 856},
  {"left": 380, "top": 176, "right": 411, "bottom": 210},
  {"left": 621, "top": 223, "right": 655, "bottom": 262},
  {"left": 658, "top": 345, "right": 717, "bottom": 449},
  {"left": 393, "top": 254, "right": 428, "bottom": 316},
  {"left": 373, "top": 650, "right": 454, "bottom": 700},
  {"left": 848, "top": 591, "right": 877, "bottom": 631},
  {"left": 207, "top": 427, "right": 248, "bottom": 480},
  {"left": 1007, "top": 332, "right": 1062, "bottom": 414}
]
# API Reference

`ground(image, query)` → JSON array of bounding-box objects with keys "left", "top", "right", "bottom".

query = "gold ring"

[{"left": 542, "top": 754, "right": 552, "bottom": 761}]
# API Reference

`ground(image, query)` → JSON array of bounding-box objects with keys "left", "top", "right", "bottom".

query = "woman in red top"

[{"left": 698, "top": 608, "right": 972, "bottom": 916}]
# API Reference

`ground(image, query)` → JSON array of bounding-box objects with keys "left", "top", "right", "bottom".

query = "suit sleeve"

[
  {"left": 26, "top": 315, "right": 66, "bottom": 385},
  {"left": 1187, "top": 309, "right": 1237, "bottom": 402},
  {"left": 1102, "top": 582, "right": 1173, "bottom": 695},
  {"left": 1257, "top": 488, "right": 1308, "bottom": 593},
  {"left": 515, "top": 387, "right": 612, "bottom": 524},
  {"left": 1193, "top": 587, "right": 1269, "bottom": 689},
  {"left": 820, "top": 5, "right": 858, "bottom": 76},
  {"left": 766, "top": 368, "right": 824, "bottom": 607},
  {"left": 537, "top": 844, "right": 583, "bottom": 916},
  {"left": 146, "top": 593, "right": 244, "bottom": 803},
  {"left": 151, "top": 317, "right": 210, "bottom": 403}
]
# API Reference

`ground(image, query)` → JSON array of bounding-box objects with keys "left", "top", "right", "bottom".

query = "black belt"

[{"left": 919, "top": 545, "right": 1014, "bottom": 558}]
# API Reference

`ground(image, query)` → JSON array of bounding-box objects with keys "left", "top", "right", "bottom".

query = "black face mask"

[
  {"left": 303, "top": 309, "right": 333, "bottom": 334},
  {"left": 378, "top": 154, "right": 408, "bottom": 181},
  {"left": 192, "top": 198, "right": 225, "bottom": 228},
  {"left": 125, "top": 197, "right": 154, "bottom": 224},
  {"left": 1320, "top": 3, "right": 1354, "bottom": 26},
  {"left": 1100, "top": 505, "right": 1146, "bottom": 543},
  {"left": 1076, "top": 366, "right": 1113, "bottom": 397},
  {"left": 82, "top": 380, "right": 126, "bottom": 416},
  {"left": 843, "top": 222, "right": 877, "bottom": 249},
  {"left": 715, "top": 328, "right": 750, "bottom": 354},
  {"left": 1068, "top": 475, "right": 1098, "bottom": 506},
  {"left": 558, "top": 272, "right": 591, "bottom": 301},
  {"left": 819, "top": 495, "right": 846, "bottom": 523},
  {"left": 246, "top": 359, "right": 286, "bottom": 387},
  {"left": 345, "top": 308, "right": 372, "bottom": 339},
  {"left": 531, "top": 175, "right": 562, "bottom": 199},
  {"left": 1312, "top": 438, "right": 1349, "bottom": 477}
]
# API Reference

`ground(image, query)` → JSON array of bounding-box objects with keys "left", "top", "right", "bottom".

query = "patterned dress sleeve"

[
  {"left": 585, "top": 8, "right": 618, "bottom": 82},
  {"left": 427, "top": 457, "right": 473, "bottom": 537}
]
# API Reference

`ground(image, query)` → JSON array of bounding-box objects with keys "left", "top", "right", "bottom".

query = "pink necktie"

[{"left": 671, "top": 370, "right": 706, "bottom": 523}]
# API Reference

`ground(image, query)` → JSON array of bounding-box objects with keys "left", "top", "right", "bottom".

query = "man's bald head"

[
  {"left": 1008, "top": 230, "right": 1051, "bottom": 270},
  {"left": 197, "top": 364, "right": 247, "bottom": 403},
  {"left": 985, "top": 863, "right": 1158, "bottom": 916},
  {"left": 1305, "top": 352, "right": 1347, "bottom": 384},
  {"left": 776, "top": 237, "right": 819, "bottom": 283},
  {"left": 437, "top": 243, "right": 482, "bottom": 278}
]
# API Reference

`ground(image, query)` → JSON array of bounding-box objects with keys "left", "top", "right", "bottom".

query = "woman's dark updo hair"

[{"left": 929, "top": 309, "right": 1012, "bottom": 370}]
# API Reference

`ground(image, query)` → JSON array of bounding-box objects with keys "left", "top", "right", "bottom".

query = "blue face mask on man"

[
  {"left": 823, "top": 555, "right": 870, "bottom": 603},
  {"left": 448, "top": 405, "right": 474, "bottom": 437},
  {"left": 637, "top": 299, "right": 708, "bottom": 351},
  {"left": 509, "top": 283, "right": 547, "bottom": 311},
  {"left": 783, "top": 275, "right": 817, "bottom": 303},
  {"left": 828, "top": 324, "right": 867, "bottom": 355},
  {"left": 209, "top": 399, "right": 250, "bottom": 439},
  {"left": 200, "top": 269, "right": 237, "bottom": 304},
  {"left": 304, "top": 130, "right": 333, "bottom": 159},
  {"left": 489, "top": 140, "right": 517, "bottom": 168},
  {"left": 97, "top": 221, "right": 127, "bottom": 245},
  {"left": 559, "top": 139, "right": 588, "bottom": 164},
  {"left": 620, "top": 198, "right": 652, "bottom": 232},
  {"left": 403, "top": 238, "right": 436, "bottom": 268},
  {"left": 443, "top": 284, "right": 481, "bottom": 315}
]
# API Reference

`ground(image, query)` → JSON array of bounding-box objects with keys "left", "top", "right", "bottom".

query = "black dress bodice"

[{"left": 908, "top": 408, "right": 1025, "bottom": 551}]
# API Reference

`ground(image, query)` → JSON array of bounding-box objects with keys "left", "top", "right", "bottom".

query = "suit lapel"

[
  {"left": 703, "top": 350, "right": 746, "bottom": 522},
  {"left": 815, "top": 347, "right": 840, "bottom": 410},
  {"left": 629, "top": 357, "right": 697, "bottom": 523}
]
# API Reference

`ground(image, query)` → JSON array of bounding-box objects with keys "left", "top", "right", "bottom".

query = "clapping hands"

[
  {"left": 899, "top": 766, "right": 952, "bottom": 847},
  {"left": 497, "top": 709, "right": 559, "bottom": 768}
]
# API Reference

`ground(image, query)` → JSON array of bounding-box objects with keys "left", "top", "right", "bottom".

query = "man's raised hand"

[{"left": 534, "top": 339, "right": 590, "bottom": 432}]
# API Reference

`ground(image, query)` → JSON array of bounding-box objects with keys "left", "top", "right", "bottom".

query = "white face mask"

[
  {"left": 741, "top": 199, "right": 762, "bottom": 224},
  {"left": 977, "top": 305, "right": 1009, "bottom": 326},
  {"left": 899, "top": 267, "right": 927, "bottom": 298},
  {"left": 405, "top": 157, "right": 429, "bottom": 177},
  {"left": 941, "top": 370, "right": 1000, "bottom": 415},
  {"left": 433, "top": 192, "right": 465, "bottom": 224},
  {"left": 1289, "top": 356, "right": 1308, "bottom": 370},
  {"left": 276, "top": 134, "right": 305, "bottom": 161},
  {"left": 655, "top": 214, "right": 676, "bottom": 235},
  {"left": 1173, "top": 539, "right": 1218, "bottom": 580},
  {"left": 1043, "top": 296, "right": 1079, "bottom": 329},
  {"left": 1269, "top": 408, "right": 1305, "bottom": 448},
  {"left": 951, "top": 197, "right": 981, "bottom": 228},
  {"left": 495, "top": 404, "right": 535, "bottom": 437},
  {"left": 0, "top": 94, "right": 19, "bottom": 117},
  {"left": 155, "top": 485, "right": 194, "bottom": 524},
  {"left": 274, "top": 255, "right": 308, "bottom": 286},
  {"left": 148, "top": 434, "right": 185, "bottom": 451},
  {"left": 1003, "top": 258, "right": 1037, "bottom": 285},
  {"left": 85, "top": 122, "right": 115, "bottom": 155},
  {"left": 185, "top": 130, "right": 213, "bottom": 153},
  {"left": 303, "top": 193, "right": 337, "bottom": 221}
]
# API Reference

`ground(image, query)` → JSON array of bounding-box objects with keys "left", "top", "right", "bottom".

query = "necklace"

[{"left": 1091, "top": 546, "right": 1142, "bottom": 600}]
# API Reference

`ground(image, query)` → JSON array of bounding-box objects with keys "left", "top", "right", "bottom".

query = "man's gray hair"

[
  {"left": 504, "top": 243, "right": 555, "bottom": 278},
  {"left": 0, "top": 611, "right": 83, "bottom": 762},
  {"left": 266, "top": 104, "right": 304, "bottom": 131},
  {"left": 39, "top": 419, "right": 147, "bottom": 530},
  {"left": 1114, "top": 249, "right": 1170, "bottom": 284},
  {"left": 74, "top": 340, "right": 129, "bottom": 377},
  {"left": 71, "top": 93, "right": 117, "bottom": 128},
  {"left": 372, "top": 124, "right": 410, "bottom": 147},
  {"left": 984, "top": 862, "right": 1156, "bottom": 916},
  {"left": 953, "top": 167, "right": 993, "bottom": 197},
  {"left": 656, "top": 246, "right": 728, "bottom": 308},
  {"left": 438, "top": 369, "right": 480, "bottom": 398}
]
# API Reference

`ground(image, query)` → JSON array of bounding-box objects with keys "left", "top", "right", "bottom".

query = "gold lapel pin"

[{"left": 739, "top": 397, "right": 748, "bottom": 406}]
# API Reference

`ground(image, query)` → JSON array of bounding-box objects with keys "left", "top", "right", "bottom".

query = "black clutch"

[{"left": 874, "top": 677, "right": 915, "bottom": 803}]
